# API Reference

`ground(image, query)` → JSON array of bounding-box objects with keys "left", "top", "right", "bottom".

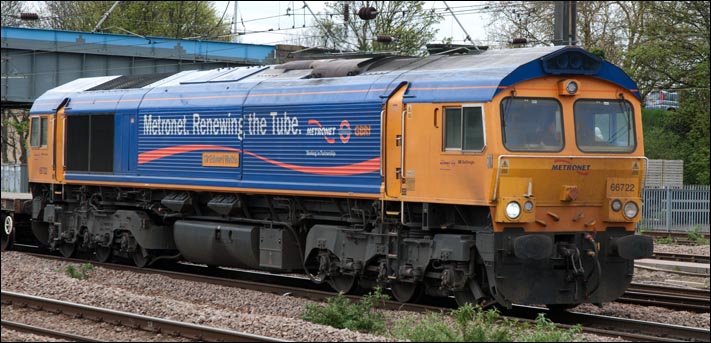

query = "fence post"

[{"left": 665, "top": 186, "right": 672, "bottom": 233}]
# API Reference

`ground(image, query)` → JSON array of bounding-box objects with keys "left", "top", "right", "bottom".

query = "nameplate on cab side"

[{"left": 202, "top": 152, "right": 240, "bottom": 167}]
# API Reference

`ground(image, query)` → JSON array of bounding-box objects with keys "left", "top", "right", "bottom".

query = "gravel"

[
  {"left": 1, "top": 252, "right": 397, "bottom": 342},
  {"left": 565, "top": 242, "right": 710, "bottom": 331},
  {"left": 1, "top": 327, "right": 69, "bottom": 343},
  {"left": 2, "top": 242, "right": 708, "bottom": 342},
  {"left": 2, "top": 304, "right": 192, "bottom": 342}
]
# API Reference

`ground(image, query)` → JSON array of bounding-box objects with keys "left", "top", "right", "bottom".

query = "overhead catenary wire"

[
  {"left": 9, "top": 2, "right": 511, "bottom": 47},
  {"left": 91, "top": 1, "right": 121, "bottom": 33},
  {"left": 6, "top": 1, "right": 524, "bottom": 51},
  {"left": 300, "top": 1, "right": 357, "bottom": 50},
  {"left": 442, "top": 0, "right": 479, "bottom": 50}
]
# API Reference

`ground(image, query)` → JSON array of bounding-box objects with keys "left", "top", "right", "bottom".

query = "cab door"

[
  {"left": 28, "top": 104, "right": 66, "bottom": 184},
  {"left": 28, "top": 114, "right": 55, "bottom": 183},
  {"left": 384, "top": 83, "right": 409, "bottom": 199}
]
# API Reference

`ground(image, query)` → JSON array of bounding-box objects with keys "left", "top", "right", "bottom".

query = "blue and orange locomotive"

[{"left": 25, "top": 45, "right": 652, "bottom": 308}]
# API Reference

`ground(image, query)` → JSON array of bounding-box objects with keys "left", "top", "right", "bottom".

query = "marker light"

[
  {"left": 558, "top": 79, "right": 580, "bottom": 96},
  {"left": 611, "top": 199, "right": 622, "bottom": 212},
  {"left": 566, "top": 80, "right": 578, "bottom": 94}
]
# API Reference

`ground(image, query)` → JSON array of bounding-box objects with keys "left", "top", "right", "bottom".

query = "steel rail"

[
  {"left": 1, "top": 319, "right": 101, "bottom": 342},
  {"left": 1, "top": 291, "right": 289, "bottom": 342}
]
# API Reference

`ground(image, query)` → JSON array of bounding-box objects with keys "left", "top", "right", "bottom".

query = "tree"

[
  {"left": 1, "top": 1, "right": 26, "bottom": 27},
  {"left": 631, "top": 1, "right": 709, "bottom": 184},
  {"left": 41, "top": 1, "right": 232, "bottom": 40},
  {"left": 1, "top": 109, "right": 30, "bottom": 164},
  {"left": 485, "top": 1, "right": 553, "bottom": 48},
  {"left": 486, "top": 1, "right": 649, "bottom": 77},
  {"left": 311, "top": 1, "right": 443, "bottom": 56}
]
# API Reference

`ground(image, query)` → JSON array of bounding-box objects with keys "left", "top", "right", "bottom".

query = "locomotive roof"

[{"left": 30, "top": 45, "right": 640, "bottom": 114}]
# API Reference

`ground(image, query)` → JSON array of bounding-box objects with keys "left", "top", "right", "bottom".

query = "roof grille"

[{"left": 86, "top": 72, "right": 176, "bottom": 91}]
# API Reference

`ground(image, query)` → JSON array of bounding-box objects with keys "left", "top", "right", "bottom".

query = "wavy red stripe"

[{"left": 138, "top": 145, "right": 379, "bottom": 176}]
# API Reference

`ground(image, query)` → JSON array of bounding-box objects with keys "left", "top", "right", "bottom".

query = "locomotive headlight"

[
  {"left": 524, "top": 200, "right": 534, "bottom": 212},
  {"left": 505, "top": 201, "right": 521, "bottom": 219},
  {"left": 611, "top": 199, "right": 622, "bottom": 212},
  {"left": 623, "top": 201, "right": 639, "bottom": 219}
]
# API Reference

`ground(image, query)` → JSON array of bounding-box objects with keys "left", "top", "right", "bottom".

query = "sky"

[{"left": 212, "top": 1, "right": 492, "bottom": 47}]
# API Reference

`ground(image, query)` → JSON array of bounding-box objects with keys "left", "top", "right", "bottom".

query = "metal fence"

[
  {"left": 645, "top": 159, "right": 683, "bottom": 188},
  {"left": 1, "top": 164, "right": 28, "bottom": 193},
  {"left": 640, "top": 185, "right": 710, "bottom": 234}
]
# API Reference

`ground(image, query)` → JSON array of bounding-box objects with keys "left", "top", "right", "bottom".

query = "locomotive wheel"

[
  {"left": 1, "top": 214, "right": 14, "bottom": 251},
  {"left": 328, "top": 275, "right": 357, "bottom": 294},
  {"left": 132, "top": 246, "right": 151, "bottom": 268},
  {"left": 31, "top": 221, "right": 50, "bottom": 246},
  {"left": 390, "top": 281, "right": 423, "bottom": 303},
  {"left": 95, "top": 246, "right": 113, "bottom": 263},
  {"left": 58, "top": 243, "right": 76, "bottom": 258}
]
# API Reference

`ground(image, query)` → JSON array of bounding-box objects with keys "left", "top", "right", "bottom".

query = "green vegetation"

[
  {"left": 303, "top": 292, "right": 581, "bottom": 341},
  {"left": 519, "top": 313, "right": 582, "bottom": 342},
  {"left": 42, "top": 1, "right": 231, "bottom": 40},
  {"left": 301, "top": 288, "right": 389, "bottom": 333},
  {"left": 655, "top": 235, "right": 675, "bottom": 245},
  {"left": 391, "top": 305, "right": 580, "bottom": 342},
  {"left": 652, "top": 226, "right": 709, "bottom": 245},
  {"left": 687, "top": 226, "right": 710, "bottom": 245},
  {"left": 65, "top": 263, "right": 94, "bottom": 280},
  {"left": 391, "top": 305, "right": 514, "bottom": 342}
]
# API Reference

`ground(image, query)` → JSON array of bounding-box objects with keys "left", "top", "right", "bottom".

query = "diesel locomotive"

[{"left": 22, "top": 45, "right": 653, "bottom": 308}]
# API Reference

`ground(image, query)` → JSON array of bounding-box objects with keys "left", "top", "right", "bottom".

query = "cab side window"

[
  {"left": 30, "top": 117, "right": 48, "bottom": 148},
  {"left": 444, "top": 106, "right": 485, "bottom": 152}
]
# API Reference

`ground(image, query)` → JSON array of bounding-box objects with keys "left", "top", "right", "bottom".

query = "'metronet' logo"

[{"left": 552, "top": 159, "right": 591, "bottom": 176}]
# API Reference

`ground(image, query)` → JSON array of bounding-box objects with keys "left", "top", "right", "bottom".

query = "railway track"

[
  {"left": 618, "top": 284, "right": 710, "bottom": 313},
  {"left": 0, "top": 291, "right": 288, "bottom": 342},
  {"left": 1, "top": 320, "right": 101, "bottom": 342},
  {"left": 5, "top": 250, "right": 709, "bottom": 342},
  {"left": 642, "top": 231, "right": 710, "bottom": 246},
  {"left": 652, "top": 252, "right": 710, "bottom": 264},
  {"left": 511, "top": 305, "right": 710, "bottom": 342}
]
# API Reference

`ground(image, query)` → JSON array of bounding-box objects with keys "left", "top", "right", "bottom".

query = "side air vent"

[{"left": 86, "top": 72, "right": 177, "bottom": 91}]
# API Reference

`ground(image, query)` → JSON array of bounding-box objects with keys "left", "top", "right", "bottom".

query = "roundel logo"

[{"left": 339, "top": 120, "right": 352, "bottom": 143}]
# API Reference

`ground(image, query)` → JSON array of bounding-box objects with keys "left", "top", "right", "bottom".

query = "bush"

[
  {"left": 391, "top": 304, "right": 580, "bottom": 342},
  {"left": 688, "top": 226, "right": 710, "bottom": 245},
  {"left": 301, "top": 288, "right": 388, "bottom": 333},
  {"left": 391, "top": 312, "right": 460, "bottom": 342},
  {"left": 65, "top": 263, "right": 94, "bottom": 280},
  {"left": 518, "top": 313, "right": 581, "bottom": 342},
  {"left": 304, "top": 290, "right": 582, "bottom": 341},
  {"left": 453, "top": 305, "right": 513, "bottom": 342}
]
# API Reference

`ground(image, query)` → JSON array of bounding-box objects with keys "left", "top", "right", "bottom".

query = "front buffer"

[{"left": 482, "top": 228, "right": 653, "bottom": 307}]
